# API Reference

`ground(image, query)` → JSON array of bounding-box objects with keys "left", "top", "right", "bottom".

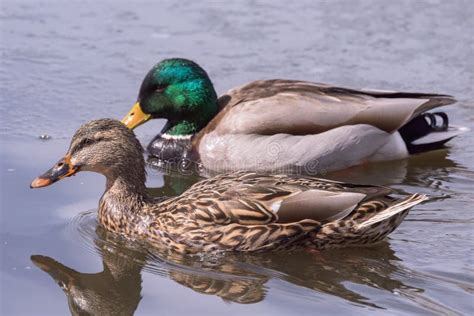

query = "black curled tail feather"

[{"left": 399, "top": 112, "right": 460, "bottom": 154}]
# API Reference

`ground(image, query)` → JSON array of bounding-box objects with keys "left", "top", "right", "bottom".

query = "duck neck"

[
  {"left": 162, "top": 90, "right": 219, "bottom": 137},
  {"left": 162, "top": 120, "right": 199, "bottom": 137},
  {"left": 98, "top": 169, "right": 147, "bottom": 232},
  {"left": 105, "top": 175, "right": 146, "bottom": 201}
]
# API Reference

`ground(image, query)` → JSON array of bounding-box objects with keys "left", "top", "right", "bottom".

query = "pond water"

[{"left": 1, "top": 0, "right": 473, "bottom": 315}]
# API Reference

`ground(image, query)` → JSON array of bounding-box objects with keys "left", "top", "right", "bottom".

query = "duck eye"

[
  {"left": 79, "top": 138, "right": 95, "bottom": 148},
  {"left": 71, "top": 138, "right": 97, "bottom": 155},
  {"left": 155, "top": 85, "right": 167, "bottom": 93}
]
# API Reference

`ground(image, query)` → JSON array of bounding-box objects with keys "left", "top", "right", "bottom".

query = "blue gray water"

[{"left": 1, "top": 0, "right": 473, "bottom": 315}]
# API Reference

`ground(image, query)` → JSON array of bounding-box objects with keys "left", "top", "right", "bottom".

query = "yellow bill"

[{"left": 121, "top": 102, "right": 151, "bottom": 130}]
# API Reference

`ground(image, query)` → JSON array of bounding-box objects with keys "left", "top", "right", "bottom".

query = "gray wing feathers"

[
  {"left": 218, "top": 80, "right": 456, "bottom": 134},
  {"left": 276, "top": 190, "right": 366, "bottom": 223}
]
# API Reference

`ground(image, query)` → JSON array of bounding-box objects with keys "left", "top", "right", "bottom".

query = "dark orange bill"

[{"left": 30, "top": 155, "right": 79, "bottom": 189}]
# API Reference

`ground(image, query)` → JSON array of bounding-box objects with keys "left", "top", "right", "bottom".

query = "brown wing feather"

[
  {"left": 186, "top": 173, "right": 394, "bottom": 227},
  {"left": 152, "top": 172, "right": 410, "bottom": 252},
  {"left": 192, "top": 183, "right": 293, "bottom": 226},
  {"left": 219, "top": 79, "right": 455, "bottom": 114},
  {"left": 212, "top": 220, "right": 320, "bottom": 251}
]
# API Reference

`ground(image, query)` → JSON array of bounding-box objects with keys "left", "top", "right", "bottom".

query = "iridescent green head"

[{"left": 122, "top": 58, "right": 218, "bottom": 136}]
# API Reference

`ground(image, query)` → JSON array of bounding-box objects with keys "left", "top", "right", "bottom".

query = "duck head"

[
  {"left": 30, "top": 119, "right": 145, "bottom": 190},
  {"left": 121, "top": 58, "right": 219, "bottom": 137}
]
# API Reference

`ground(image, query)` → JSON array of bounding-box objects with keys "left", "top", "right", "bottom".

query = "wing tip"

[{"left": 358, "top": 193, "right": 429, "bottom": 228}]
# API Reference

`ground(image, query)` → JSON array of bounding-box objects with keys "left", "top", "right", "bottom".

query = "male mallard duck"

[
  {"left": 121, "top": 58, "right": 466, "bottom": 174},
  {"left": 31, "top": 119, "right": 427, "bottom": 253}
]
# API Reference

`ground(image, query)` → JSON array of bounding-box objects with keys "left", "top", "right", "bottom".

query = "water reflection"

[
  {"left": 31, "top": 240, "right": 143, "bottom": 316},
  {"left": 325, "top": 149, "right": 461, "bottom": 187},
  {"left": 146, "top": 172, "right": 202, "bottom": 198},
  {"left": 146, "top": 149, "right": 462, "bottom": 190},
  {"left": 32, "top": 221, "right": 426, "bottom": 314}
]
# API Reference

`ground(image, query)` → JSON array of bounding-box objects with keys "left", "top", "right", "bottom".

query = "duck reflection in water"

[{"left": 32, "top": 224, "right": 428, "bottom": 315}]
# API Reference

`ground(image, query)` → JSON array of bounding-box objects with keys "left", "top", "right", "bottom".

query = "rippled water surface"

[{"left": 1, "top": 0, "right": 473, "bottom": 315}]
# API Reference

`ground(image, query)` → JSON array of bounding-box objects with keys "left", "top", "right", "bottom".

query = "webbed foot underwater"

[{"left": 31, "top": 119, "right": 428, "bottom": 253}]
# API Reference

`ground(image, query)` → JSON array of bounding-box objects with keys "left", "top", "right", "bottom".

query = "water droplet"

[{"left": 39, "top": 134, "right": 51, "bottom": 140}]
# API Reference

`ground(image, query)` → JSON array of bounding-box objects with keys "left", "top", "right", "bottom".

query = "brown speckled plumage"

[{"left": 43, "top": 119, "right": 428, "bottom": 254}]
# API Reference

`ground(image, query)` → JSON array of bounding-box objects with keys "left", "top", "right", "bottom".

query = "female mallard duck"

[
  {"left": 122, "top": 58, "right": 466, "bottom": 174},
  {"left": 31, "top": 119, "right": 427, "bottom": 253}
]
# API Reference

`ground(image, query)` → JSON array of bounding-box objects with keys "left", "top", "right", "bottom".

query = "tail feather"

[
  {"left": 412, "top": 125, "right": 469, "bottom": 146},
  {"left": 399, "top": 112, "right": 468, "bottom": 154},
  {"left": 358, "top": 194, "right": 429, "bottom": 229}
]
